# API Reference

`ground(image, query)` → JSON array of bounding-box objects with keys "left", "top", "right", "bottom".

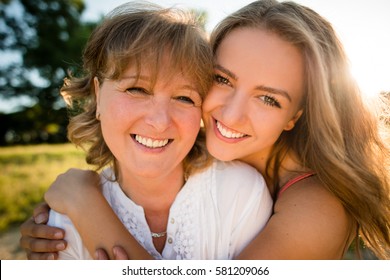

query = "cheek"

[
  {"left": 101, "top": 93, "right": 136, "bottom": 120},
  {"left": 253, "top": 111, "right": 293, "bottom": 138},
  {"left": 101, "top": 106, "right": 127, "bottom": 129},
  {"left": 184, "top": 110, "right": 202, "bottom": 135},
  {"left": 99, "top": 98, "right": 137, "bottom": 142},
  {"left": 175, "top": 108, "right": 202, "bottom": 144}
]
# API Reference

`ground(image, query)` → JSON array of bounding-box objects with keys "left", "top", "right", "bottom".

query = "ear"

[
  {"left": 94, "top": 77, "right": 101, "bottom": 115},
  {"left": 284, "top": 109, "right": 303, "bottom": 131}
]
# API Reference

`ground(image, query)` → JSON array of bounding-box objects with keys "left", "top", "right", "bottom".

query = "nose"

[
  {"left": 220, "top": 89, "right": 247, "bottom": 125},
  {"left": 144, "top": 97, "right": 172, "bottom": 132}
]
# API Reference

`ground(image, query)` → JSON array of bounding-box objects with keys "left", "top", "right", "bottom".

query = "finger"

[
  {"left": 26, "top": 250, "right": 59, "bottom": 260},
  {"left": 95, "top": 248, "right": 110, "bottom": 260},
  {"left": 113, "top": 246, "right": 129, "bottom": 260},
  {"left": 20, "top": 236, "right": 67, "bottom": 253},
  {"left": 20, "top": 219, "right": 65, "bottom": 239},
  {"left": 32, "top": 202, "right": 51, "bottom": 224}
]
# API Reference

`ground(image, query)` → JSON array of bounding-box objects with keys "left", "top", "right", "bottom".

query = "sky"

[{"left": 1, "top": 0, "right": 389, "bottom": 113}]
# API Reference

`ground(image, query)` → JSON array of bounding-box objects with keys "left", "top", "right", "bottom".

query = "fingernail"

[
  {"left": 95, "top": 251, "right": 101, "bottom": 260},
  {"left": 35, "top": 213, "right": 47, "bottom": 224},
  {"left": 47, "top": 253, "right": 55, "bottom": 260},
  {"left": 56, "top": 242, "right": 65, "bottom": 250},
  {"left": 113, "top": 247, "right": 118, "bottom": 258},
  {"left": 54, "top": 231, "right": 64, "bottom": 239}
]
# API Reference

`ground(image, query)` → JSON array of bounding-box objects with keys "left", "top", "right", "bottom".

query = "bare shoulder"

[
  {"left": 237, "top": 176, "right": 354, "bottom": 259},
  {"left": 275, "top": 176, "right": 344, "bottom": 215}
]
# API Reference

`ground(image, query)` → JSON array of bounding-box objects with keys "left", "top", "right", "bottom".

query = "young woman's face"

[
  {"left": 95, "top": 63, "right": 202, "bottom": 179},
  {"left": 203, "top": 27, "right": 305, "bottom": 168}
]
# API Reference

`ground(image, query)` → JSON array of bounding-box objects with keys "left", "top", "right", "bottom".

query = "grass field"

[{"left": 0, "top": 143, "right": 90, "bottom": 233}]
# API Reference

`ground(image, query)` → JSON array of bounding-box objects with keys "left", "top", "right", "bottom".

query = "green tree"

[{"left": 0, "top": 0, "right": 97, "bottom": 144}]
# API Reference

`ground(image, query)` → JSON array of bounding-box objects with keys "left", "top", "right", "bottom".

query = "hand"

[
  {"left": 44, "top": 168, "right": 101, "bottom": 215},
  {"left": 19, "top": 203, "right": 67, "bottom": 260},
  {"left": 95, "top": 246, "right": 129, "bottom": 260}
]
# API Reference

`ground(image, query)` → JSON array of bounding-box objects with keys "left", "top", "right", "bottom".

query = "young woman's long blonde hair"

[{"left": 211, "top": 0, "right": 390, "bottom": 259}]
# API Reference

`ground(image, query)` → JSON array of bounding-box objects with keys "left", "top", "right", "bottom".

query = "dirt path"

[{"left": 0, "top": 226, "right": 26, "bottom": 260}]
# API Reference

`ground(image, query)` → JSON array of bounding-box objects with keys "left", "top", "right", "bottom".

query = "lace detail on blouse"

[
  {"left": 109, "top": 192, "right": 147, "bottom": 247},
  {"left": 172, "top": 190, "right": 196, "bottom": 259}
]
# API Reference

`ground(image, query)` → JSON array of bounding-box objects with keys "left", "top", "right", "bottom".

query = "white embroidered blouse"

[{"left": 48, "top": 160, "right": 273, "bottom": 260}]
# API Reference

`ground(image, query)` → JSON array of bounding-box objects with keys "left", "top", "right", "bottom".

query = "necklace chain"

[{"left": 151, "top": 231, "right": 167, "bottom": 238}]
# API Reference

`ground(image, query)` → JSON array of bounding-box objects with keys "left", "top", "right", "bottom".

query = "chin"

[{"left": 207, "top": 148, "right": 234, "bottom": 162}]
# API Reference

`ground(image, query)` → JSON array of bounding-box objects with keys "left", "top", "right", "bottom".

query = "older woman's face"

[
  {"left": 203, "top": 27, "right": 304, "bottom": 168},
  {"left": 95, "top": 63, "right": 202, "bottom": 180}
]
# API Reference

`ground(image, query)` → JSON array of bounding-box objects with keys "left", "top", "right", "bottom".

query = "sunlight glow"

[{"left": 349, "top": 60, "right": 388, "bottom": 98}]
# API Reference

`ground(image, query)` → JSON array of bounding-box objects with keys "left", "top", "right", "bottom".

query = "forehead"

[
  {"left": 216, "top": 27, "right": 304, "bottom": 101},
  {"left": 106, "top": 49, "right": 186, "bottom": 80},
  {"left": 119, "top": 61, "right": 196, "bottom": 89}
]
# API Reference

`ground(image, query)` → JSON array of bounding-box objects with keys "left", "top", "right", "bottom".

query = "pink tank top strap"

[{"left": 278, "top": 172, "right": 316, "bottom": 199}]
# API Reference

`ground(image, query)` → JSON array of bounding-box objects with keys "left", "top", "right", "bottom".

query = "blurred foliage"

[
  {"left": 379, "top": 91, "right": 389, "bottom": 126},
  {"left": 0, "top": 106, "right": 68, "bottom": 145},
  {"left": 0, "top": 0, "right": 98, "bottom": 145},
  {"left": 190, "top": 8, "right": 208, "bottom": 31}
]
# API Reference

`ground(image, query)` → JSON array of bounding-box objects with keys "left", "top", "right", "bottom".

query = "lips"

[
  {"left": 132, "top": 134, "right": 171, "bottom": 148},
  {"left": 215, "top": 120, "right": 248, "bottom": 139}
]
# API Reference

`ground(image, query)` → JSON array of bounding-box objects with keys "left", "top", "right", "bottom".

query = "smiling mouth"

[
  {"left": 215, "top": 120, "right": 248, "bottom": 139},
  {"left": 132, "top": 134, "right": 172, "bottom": 148}
]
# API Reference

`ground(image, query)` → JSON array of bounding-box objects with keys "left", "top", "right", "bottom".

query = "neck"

[
  {"left": 240, "top": 150, "right": 304, "bottom": 189},
  {"left": 117, "top": 165, "right": 185, "bottom": 213},
  {"left": 240, "top": 150, "right": 269, "bottom": 178},
  {"left": 115, "top": 165, "right": 186, "bottom": 254}
]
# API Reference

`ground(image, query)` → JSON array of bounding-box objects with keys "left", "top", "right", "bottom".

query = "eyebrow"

[
  {"left": 120, "top": 75, "right": 148, "bottom": 81},
  {"left": 214, "top": 64, "right": 238, "bottom": 80},
  {"left": 214, "top": 64, "right": 292, "bottom": 102}
]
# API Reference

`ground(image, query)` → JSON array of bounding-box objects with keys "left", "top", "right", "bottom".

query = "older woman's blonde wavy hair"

[
  {"left": 61, "top": 2, "right": 214, "bottom": 178},
  {"left": 210, "top": 0, "right": 390, "bottom": 259}
]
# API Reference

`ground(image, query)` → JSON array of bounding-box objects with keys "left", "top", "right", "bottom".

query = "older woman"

[{"left": 22, "top": 2, "right": 272, "bottom": 260}]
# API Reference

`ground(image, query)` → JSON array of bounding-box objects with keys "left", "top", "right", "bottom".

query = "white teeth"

[
  {"left": 135, "top": 135, "right": 169, "bottom": 148},
  {"left": 216, "top": 121, "right": 246, "bottom": 139}
]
